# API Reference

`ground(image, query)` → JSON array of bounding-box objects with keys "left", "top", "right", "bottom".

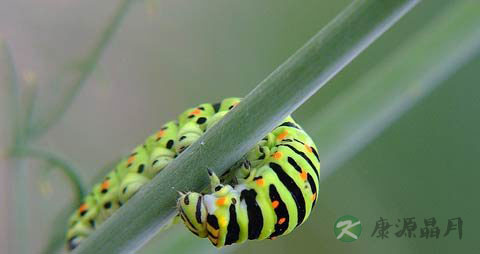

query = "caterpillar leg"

[
  {"left": 207, "top": 169, "right": 222, "bottom": 191},
  {"left": 229, "top": 133, "right": 275, "bottom": 185},
  {"left": 226, "top": 133, "right": 274, "bottom": 185},
  {"left": 246, "top": 133, "right": 275, "bottom": 167},
  {"left": 234, "top": 160, "right": 253, "bottom": 184}
]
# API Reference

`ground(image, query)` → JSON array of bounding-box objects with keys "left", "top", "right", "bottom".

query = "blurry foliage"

[{"left": 2, "top": 1, "right": 135, "bottom": 253}]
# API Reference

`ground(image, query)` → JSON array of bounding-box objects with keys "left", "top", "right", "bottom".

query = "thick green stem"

[{"left": 72, "top": 1, "right": 418, "bottom": 253}]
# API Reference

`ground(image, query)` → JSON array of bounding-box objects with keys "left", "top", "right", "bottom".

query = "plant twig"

[
  {"left": 72, "top": 1, "right": 418, "bottom": 253},
  {"left": 22, "top": 72, "right": 38, "bottom": 138},
  {"left": 13, "top": 147, "right": 86, "bottom": 205},
  {"left": 0, "top": 39, "right": 22, "bottom": 146},
  {"left": 29, "top": 0, "right": 136, "bottom": 138},
  {"left": 1, "top": 38, "right": 31, "bottom": 254},
  {"left": 41, "top": 156, "right": 124, "bottom": 254}
]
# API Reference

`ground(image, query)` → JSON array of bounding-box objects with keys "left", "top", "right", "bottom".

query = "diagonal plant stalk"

[
  {"left": 28, "top": 0, "right": 135, "bottom": 139},
  {"left": 72, "top": 1, "right": 419, "bottom": 253}
]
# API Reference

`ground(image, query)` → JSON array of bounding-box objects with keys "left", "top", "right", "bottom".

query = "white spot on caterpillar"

[{"left": 203, "top": 194, "right": 217, "bottom": 213}]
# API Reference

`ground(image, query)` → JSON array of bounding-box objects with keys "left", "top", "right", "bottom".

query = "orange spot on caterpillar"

[
  {"left": 272, "top": 151, "right": 282, "bottom": 159},
  {"left": 270, "top": 236, "right": 277, "bottom": 240},
  {"left": 156, "top": 130, "right": 165, "bottom": 138},
  {"left": 311, "top": 192, "right": 317, "bottom": 201},
  {"left": 277, "top": 130, "right": 289, "bottom": 140},
  {"left": 79, "top": 204, "right": 88, "bottom": 212},
  {"left": 256, "top": 178, "right": 265, "bottom": 186},
  {"left": 190, "top": 109, "right": 201, "bottom": 116},
  {"left": 272, "top": 200, "right": 279, "bottom": 209},
  {"left": 305, "top": 144, "right": 313, "bottom": 153},
  {"left": 127, "top": 156, "right": 136, "bottom": 164},
  {"left": 216, "top": 197, "right": 227, "bottom": 206},
  {"left": 300, "top": 169, "right": 307, "bottom": 181},
  {"left": 101, "top": 180, "right": 110, "bottom": 189},
  {"left": 278, "top": 218, "right": 286, "bottom": 225}
]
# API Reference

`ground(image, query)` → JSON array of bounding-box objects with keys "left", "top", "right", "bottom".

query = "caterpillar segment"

[
  {"left": 66, "top": 98, "right": 242, "bottom": 251},
  {"left": 177, "top": 118, "right": 320, "bottom": 247},
  {"left": 66, "top": 192, "right": 99, "bottom": 250}
]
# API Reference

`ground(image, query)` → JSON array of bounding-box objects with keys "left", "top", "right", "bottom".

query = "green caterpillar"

[{"left": 66, "top": 97, "right": 320, "bottom": 250}]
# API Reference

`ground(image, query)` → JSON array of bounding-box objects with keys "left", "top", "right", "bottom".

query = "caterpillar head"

[
  {"left": 66, "top": 235, "right": 85, "bottom": 251},
  {"left": 177, "top": 192, "right": 208, "bottom": 238}
]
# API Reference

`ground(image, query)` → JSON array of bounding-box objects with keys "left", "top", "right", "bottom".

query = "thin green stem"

[
  {"left": 73, "top": 1, "right": 418, "bottom": 253},
  {"left": 13, "top": 147, "right": 86, "bottom": 205},
  {"left": 1, "top": 38, "right": 31, "bottom": 254},
  {"left": 29, "top": 0, "right": 135, "bottom": 138},
  {"left": 2, "top": 2, "right": 134, "bottom": 254},
  {"left": 23, "top": 80, "right": 38, "bottom": 138},
  {"left": 0, "top": 39, "right": 22, "bottom": 146},
  {"left": 41, "top": 156, "right": 122, "bottom": 254}
]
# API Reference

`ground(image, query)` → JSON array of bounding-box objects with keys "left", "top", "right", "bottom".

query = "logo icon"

[{"left": 334, "top": 215, "right": 362, "bottom": 242}]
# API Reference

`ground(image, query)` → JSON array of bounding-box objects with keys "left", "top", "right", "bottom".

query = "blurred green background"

[{"left": 0, "top": 0, "right": 478, "bottom": 253}]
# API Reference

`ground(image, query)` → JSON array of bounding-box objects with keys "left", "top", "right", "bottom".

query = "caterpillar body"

[{"left": 66, "top": 97, "right": 320, "bottom": 250}]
